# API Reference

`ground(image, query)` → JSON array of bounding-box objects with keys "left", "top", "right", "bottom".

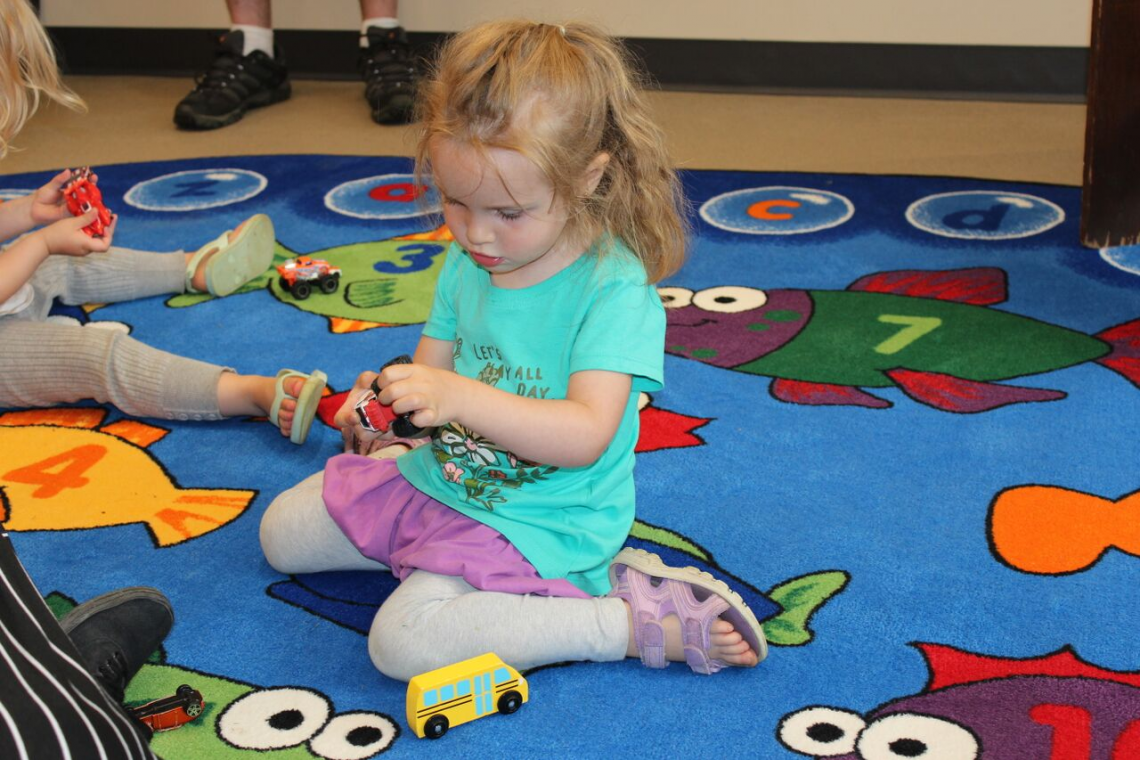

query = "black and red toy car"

[
  {"left": 276, "top": 255, "right": 342, "bottom": 300},
  {"left": 62, "top": 167, "right": 113, "bottom": 238},
  {"left": 129, "top": 685, "right": 205, "bottom": 733},
  {"left": 354, "top": 355, "right": 427, "bottom": 438}
]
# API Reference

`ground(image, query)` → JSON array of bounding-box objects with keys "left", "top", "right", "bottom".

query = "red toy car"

[
  {"left": 276, "top": 255, "right": 342, "bottom": 300},
  {"left": 62, "top": 167, "right": 113, "bottom": 238},
  {"left": 354, "top": 355, "right": 427, "bottom": 438},
  {"left": 129, "top": 685, "right": 205, "bottom": 733}
]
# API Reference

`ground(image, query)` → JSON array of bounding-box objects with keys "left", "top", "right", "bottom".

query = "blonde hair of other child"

[
  {"left": 0, "top": 0, "right": 85, "bottom": 159},
  {"left": 414, "top": 19, "right": 689, "bottom": 284}
]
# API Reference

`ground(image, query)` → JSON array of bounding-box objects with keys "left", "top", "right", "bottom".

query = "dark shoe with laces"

[
  {"left": 359, "top": 26, "right": 419, "bottom": 125},
  {"left": 174, "top": 30, "right": 291, "bottom": 130},
  {"left": 59, "top": 587, "right": 174, "bottom": 704}
]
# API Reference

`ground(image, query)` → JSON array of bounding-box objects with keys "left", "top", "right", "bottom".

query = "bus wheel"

[
  {"left": 424, "top": 715, "right": 449, "bottom": 739},
  {"left": 498, "top": 691, "right": 523, "bottom": 715}
]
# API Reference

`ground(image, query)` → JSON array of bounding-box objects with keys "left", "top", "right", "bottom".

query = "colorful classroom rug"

[{"left": 3, "top": 154, "right": 1139, "bottom": 759}]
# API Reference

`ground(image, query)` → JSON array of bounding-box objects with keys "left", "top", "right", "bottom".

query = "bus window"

[
  {"left": 494, "top": 668, "right": 510, "bottom": 684},
  {"left": 424, "top": 690, "right": 438, "bottom": 707},
  {"left": 458, "top": 679, "right": 470, "bottom": 695},
  {"left": 440, "top": 685, "right": 454, "bottom": 701}
]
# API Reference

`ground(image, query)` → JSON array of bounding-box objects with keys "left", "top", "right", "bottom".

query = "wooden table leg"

[{"left": 1081, "top": 0, "right": 1140, "bottom": 248}]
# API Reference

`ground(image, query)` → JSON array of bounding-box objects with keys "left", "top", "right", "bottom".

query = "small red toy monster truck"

[
  {"left": 129, "top": 685, "right": 205, "bottom": 733},
  {"left": 276, "top": 255, "right": 342, "bottom": 300},
  {"left": 62, "top": 167, "right": 113, "bottom": 237}
]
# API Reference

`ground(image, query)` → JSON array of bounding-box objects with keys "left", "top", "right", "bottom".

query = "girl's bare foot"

[
  {"left": 185, "top": 249, "right": 212, "bottom": 293},
  {"left": 623, "top": 603, "right": 759, "bottom": 667},
  {"left": 184, "top": 222, "right": 245, "bottom": 293},
  {"left": 609, "top": 548, "right": 766, "bottom": 673},
  {"left": 216, "top": 373, "right": 304, "bottom": 438},
  {"left": 184, "top": 215, "right": 272, "bottom": 295}
]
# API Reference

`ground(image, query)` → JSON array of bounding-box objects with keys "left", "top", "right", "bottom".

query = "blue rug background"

[{"left": 4, "top": 154, "right": 1139, "bottom": 758}]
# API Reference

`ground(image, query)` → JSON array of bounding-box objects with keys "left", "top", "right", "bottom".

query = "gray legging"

[
  {"left": 0, "top": 247, "right": 226, "bottom": 419},
  {"left": 259, "top": 469, "right": 630, "bottom": 681}
]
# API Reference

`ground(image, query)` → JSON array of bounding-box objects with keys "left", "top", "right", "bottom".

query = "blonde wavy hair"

[
  {"left": 414, "top": 20, "right": 688, "bottom": 283},
  {"left": 0, "top": 0, "right": 85, "bottom": 159}
]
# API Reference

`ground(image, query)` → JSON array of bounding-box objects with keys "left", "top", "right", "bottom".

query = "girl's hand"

[
  {"left": 29, "top": 169, "right": 79, "bottom": 226},
  {"left": 334, "top": 363, "right": 458, "bottom": 454},
  {"left": 334, "top": 370, "right": 390, "bottom": 454},
  {"left": 39, "top": 211, "right": 117, "bottom": 256},
  {"left": 376, "top": 362, "right": 460, "bottom": 431}
]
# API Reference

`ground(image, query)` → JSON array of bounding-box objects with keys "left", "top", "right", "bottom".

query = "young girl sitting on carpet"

[
  {"left": 0, "top": 0, "right": 325, "bottom": 443},
  {"left": 260, "top": 19, "right": 768, "bottom": 679}
]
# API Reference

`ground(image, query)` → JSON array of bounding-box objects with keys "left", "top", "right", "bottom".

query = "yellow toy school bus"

[{"left": 406, "top": 653, "right": 529, "bottom": 739}]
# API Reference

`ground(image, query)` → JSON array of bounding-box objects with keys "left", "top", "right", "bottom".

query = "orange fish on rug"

[
  {"left": 988, "top": 484, "right": 1140, "bottom": 575},
  {"left": 0, "top": 409, "right": 256, "bottom": 546}
]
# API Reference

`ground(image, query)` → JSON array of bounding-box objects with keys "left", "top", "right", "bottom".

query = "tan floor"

[{"left": 2, "top": 75, "right": 1087, "bottom": 186}]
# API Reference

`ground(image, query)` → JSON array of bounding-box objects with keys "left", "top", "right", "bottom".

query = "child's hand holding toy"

[
  {"left": 336, "top": 355, "right": 431, "bottom": 455},
  {"left": 38, "top": 208, "right": 117, "bottom": 256},
  {"left": 60, "top": 167, "right": 114, "bottom": 237}
]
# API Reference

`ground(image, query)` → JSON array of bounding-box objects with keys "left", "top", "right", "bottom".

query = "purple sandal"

[{"left": 607, "top": 547, "right": 768, "bottom": 674}]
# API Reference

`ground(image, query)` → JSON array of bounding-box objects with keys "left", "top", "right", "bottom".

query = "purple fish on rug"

[
  {"left": 661, "top": 267, "right": 1140, "bottom": 413},
  {"left": 777, "top": 643, "right": 1140, "bottom": 758}
]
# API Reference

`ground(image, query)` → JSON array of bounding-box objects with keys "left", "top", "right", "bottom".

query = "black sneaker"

[
  {"left": 60, "top": 587, "right": 174, "bottom": 704},
  {"left": 174, "top": 30, "right": 291, "bottom": 130},
  {"left": 358, "top": 26, "right": 419, "bottom": 125}
]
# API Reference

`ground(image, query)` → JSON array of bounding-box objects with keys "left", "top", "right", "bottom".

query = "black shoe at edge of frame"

[
  {"left": 359, "top": 26, "right": 419, "bottom": 125},
  {"left": 60, "top": 587, "right": 174, "bottom": 704},
  {"left": 174, "top": 30, "right": 292, "bottom": 130}
]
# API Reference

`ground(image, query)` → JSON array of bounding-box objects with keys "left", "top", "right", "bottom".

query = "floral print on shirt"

[{"left": 432, "top": 423, "right": 558, "bottom": 511}]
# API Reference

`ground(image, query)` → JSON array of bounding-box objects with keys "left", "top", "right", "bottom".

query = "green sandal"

[
  {"left": 185, "top": 213, "right": 275, "bottom": 297},
  {"left": 270, "top": 369, "right": 327, "bottom": 445}
]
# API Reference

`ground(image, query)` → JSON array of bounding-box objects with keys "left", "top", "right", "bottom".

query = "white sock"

[
  {"left": 231, "top": 24, "right": 274, "bottom": 57},
  {"left": 360, "top": 16, "right": 399, "bottom": 47}
]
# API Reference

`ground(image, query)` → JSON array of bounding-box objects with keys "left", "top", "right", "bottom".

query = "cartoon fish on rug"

[
  {"left": 167, "top": 226, "right": 453, "bottom": 334},
  {"left": 0, "top": 409, "right": 255, "bottom": 546},
  {"left": 269, "top": 517, "right": 848, "bottom": 648},
  {"left": 134, "top": 664, "right": 400, "bottom": 759},
  {"left": 47, "top": 592, "right": 401, "bottom": 758},
  {"left": 634, "top": 393, "right": 710, "bottom": 453},
  {"left": 988, "top": 484, "right": 1140, "bottom": 575},
  {"left": 662, "top": 268, "right": 1140, "bottom": 412},
  {"left": 778, "top": 643, "right": 1140, "bottom": 759}
]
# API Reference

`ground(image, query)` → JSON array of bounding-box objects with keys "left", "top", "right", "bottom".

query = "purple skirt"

[{"left": 323, "top": 454, "right": 589, "bottom": 598}]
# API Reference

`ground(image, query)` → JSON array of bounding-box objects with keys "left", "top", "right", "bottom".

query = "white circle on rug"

[
  {"left": 0, "top": 189, "right": 31, "bottom": 201},
  {"left": 699, "top": 186, "right": 854, "bottom": 235},
  {"left": 1100, "top": 244, "right": 1140, "bottom": 276},
  {"left": 124, "top": 169, "right": 267, "bottom": 211},
  {"left": 907, "top": 191, "right": 1064, "bottom": 240},
  {"left": 324, "top": 174, "right": 440, "bottom": 220}
]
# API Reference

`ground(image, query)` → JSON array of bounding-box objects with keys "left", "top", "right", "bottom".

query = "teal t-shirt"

[{"left": 397, "top": 240, "right": 665, "bottom": 595}]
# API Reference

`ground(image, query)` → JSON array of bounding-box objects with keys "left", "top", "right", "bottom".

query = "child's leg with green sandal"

[{"left": 5, "top": 216, "right": 326, "bottom": 443}]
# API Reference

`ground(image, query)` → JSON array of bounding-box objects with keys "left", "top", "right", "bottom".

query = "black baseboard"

[{"left": 46, "top": 27, "right": 1088, "bottom": 102}]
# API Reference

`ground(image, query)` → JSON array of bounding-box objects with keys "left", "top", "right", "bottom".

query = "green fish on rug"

[
  {"left": 661, "top": 267, "right": 1140, "bottom": 412},
  {"left": 167, "top": 227, "right": 453, "bottom": 333}
]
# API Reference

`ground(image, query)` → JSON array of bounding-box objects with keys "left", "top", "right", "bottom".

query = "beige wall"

[{"left": 42, "top": 0, "right": 1091, "bottom": 47}]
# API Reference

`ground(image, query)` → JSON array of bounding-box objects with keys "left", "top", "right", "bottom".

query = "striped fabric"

[{"left": 0, "top": 531, "right": 156, "bottom": 760}]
